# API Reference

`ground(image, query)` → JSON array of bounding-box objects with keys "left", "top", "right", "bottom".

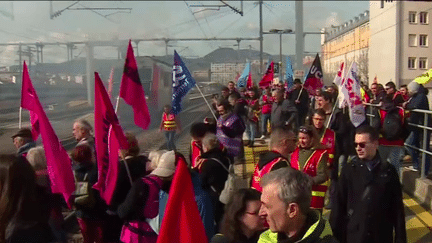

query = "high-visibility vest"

[
  {"left": 251, "top": 156, "right": 289, "bottom": 192},
  {"left": 163, "top": 113, "right": 177, "bottom": 131},
  {"left": 320, "top": 128, "right": 336, "bottom": 168},
  {"left": 291, "top": 147, "right": 328, "bottom": 209},
  {"left": 262, "top": 94, "right": 273, "bottom": 114},
  {"left": 190, "top": 140, "right": 203, "bottom": 169}
]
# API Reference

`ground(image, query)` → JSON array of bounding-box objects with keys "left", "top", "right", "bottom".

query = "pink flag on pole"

[
  {"left": 21, "top": 61, "right": 75, "bottom": 207},
  {"left": 259, "top": 61, "right": 274, "bottom": 89},
  {"left": 119, "top": 40, "right": 151, "bottom": 130},
  {"left": 20, "top": 67, "right": 40, "bottom": 141},
  {"left": 93, "top": 72, "right": 129, "bottom": 205}
]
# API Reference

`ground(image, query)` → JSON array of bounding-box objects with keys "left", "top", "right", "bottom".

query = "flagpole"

[
  {"left": 19, "top": 107, "right": 22, "bottom": 129},
  {"left": 296, "top": 86, "right": 304, "bottom": 102},
  {"left": 114, "top": 96, "right": 120, "bottom": 113},
  {"left": 325, "top": 98, "right": 339, "bottom": 129},
  {"left": 195, "top": 84, "right": 217, "bottom": 120}
]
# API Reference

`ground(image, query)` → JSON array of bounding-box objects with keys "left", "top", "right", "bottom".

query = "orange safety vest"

[
  {"left": 251, "top": 156, "right": 289, "bottom": 192},
  {"left": 291, "top": 147, "right": 328, "bottom": 209},
  {"left": 163, "top": 113, "right": 177, "bottom": 131},
  {"left": 320, "top": 128, "right": 336, "bottom": 168}
]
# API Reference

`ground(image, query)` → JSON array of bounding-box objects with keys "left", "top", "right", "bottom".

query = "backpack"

[
  {"left": 209, "top": 157, "right": 246, "bottom": 204},
  {"left": 382, "top": 107, "right": 406, "bottom": 141}
]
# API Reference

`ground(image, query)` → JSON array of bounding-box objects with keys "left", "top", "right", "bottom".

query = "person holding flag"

[{"left": 288, "top": 79, "right": 310, "bottom": 127}]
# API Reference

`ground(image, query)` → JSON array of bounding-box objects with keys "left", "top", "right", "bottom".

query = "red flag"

[
  {"left": 21, "top": 61, "right": 75, "bottom": 207},
  {"left": 107, "top": 67, "right": 114, "bottom": 100},
  {"left": 259, "top": 61, "right": 274, "bottom": 89},
  {"left": 93, "top": 72, "right": 129, "bottom": 205},
  {"left": 151, "top": 63, "right": 160, "bottom": 108},
  {"left": 119, "top": 40, "right": 151, "bottom": 130},
  {"left": 246, "top": 71, "right": 253, "bottom": 89},
  {"left": 373, "top": 74, "right": 378, "bottom": 84},
  {"left": 157, "top": 157, "right": 208, "bottom": 243},
  {"left": 303, "top": 54, "right": 324, "bottom": 96}
]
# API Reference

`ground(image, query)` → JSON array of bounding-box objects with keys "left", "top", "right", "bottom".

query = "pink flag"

[
  {"left": 93, "top": 72, "right": 129, "bottom": 205},
  {"left": 119, "top": 40, "right": 151, "bottom": 130},
  {"left": 21, "top": 68, "right": 40, "bottom": 141},
  {"left": 21, "top": 61, "right": 75, "bottom": 207},
  {"left": 107, "top": 67, "right": 115, "bottom": 100}
]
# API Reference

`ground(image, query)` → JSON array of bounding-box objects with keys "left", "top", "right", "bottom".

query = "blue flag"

[
  {"left": 172, "top": 50, "right": 196, "bottom": 115},
  {"left": 237, "top": 62, "right": 250, "bottom": 88},
  {"left": 285, "top": 57, "right": 294, "bottom": 91}
]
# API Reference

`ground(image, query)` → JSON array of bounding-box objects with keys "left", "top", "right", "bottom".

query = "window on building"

[
  {"left": 419, "top": 35, "right": 428, "bottom": 47},
  {"left": 408, "top": 57, "right": 416, "bottom": 69},
  {"left": 409, "top": 11, "right": 417, "bottom": 24},
  {"left": 419, "top": 57, "right": 428, "bottom": 69},
  {"left": 420, "top": 12, "right": 428, "bottom": 24},
  {"left": 409, "top": 34, "right": 417, "bottom": 47}
]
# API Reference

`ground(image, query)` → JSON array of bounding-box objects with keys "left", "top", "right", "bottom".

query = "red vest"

[
  {"left": 163, "top": 113, "right": 176, "bottom": 131},
  {"left": 251, "top": 156, "right": 288, "bottom": 192},
  {"left": 291, "top": 147, "right": 328, "bottom": 209},
  {"left": 320, "top": 128, "right": 336, "bottom": 168},
  {"left": 262, "top": 95, "right": 273, "bottom": 114}
]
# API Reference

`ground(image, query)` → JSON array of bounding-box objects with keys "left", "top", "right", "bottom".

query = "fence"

[{"left": 365, "top": 103, "right": 432, "bottom": 179}]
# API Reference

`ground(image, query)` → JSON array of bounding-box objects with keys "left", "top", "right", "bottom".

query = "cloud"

[{"left": 325, "top": 12, "right": 342, "bottom": 27}]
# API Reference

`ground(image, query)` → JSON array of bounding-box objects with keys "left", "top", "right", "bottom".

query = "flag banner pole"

[
  {"left": 115, "top": 96, "right": 120, "bottom": 114},
  {"left": 326, "top": 98, "right": 339, "bottom": 129},
  {"left": 296, "top": 86, "right": 304, "bottom": 102},
  {"left": 19, "top": 107, "right": 22, "bottom": 129},
  {"left": 195, "top": 84, "right": 217, "bottom": 120}
]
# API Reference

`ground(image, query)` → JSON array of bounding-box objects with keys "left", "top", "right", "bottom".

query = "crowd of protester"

[{"left": 2, "top": 77, "right": 431, "bottom": 243}]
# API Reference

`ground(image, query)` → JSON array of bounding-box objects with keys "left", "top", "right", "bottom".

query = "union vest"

[
  {"left": 320, "top": 128, "right": 336, "bottom": 167},
  {"left": 291, "top": 147, "right": 328, "bottom": 209},
  {"left": 251, "top": 156, "right": 288, "bottom": 192},
  {"left": 162, "top": 113, "right": 176, "bottom": 131},
  {"left": 262, "top": 94, "right": 273, "bottom": 114}
]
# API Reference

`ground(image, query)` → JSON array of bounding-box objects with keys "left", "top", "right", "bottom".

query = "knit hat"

[
  {"left": 150, "top": 150, "right": 176, "bottom": 178},
  {"left": 407, "top": 81, "right": 420, "bottom": 95}
]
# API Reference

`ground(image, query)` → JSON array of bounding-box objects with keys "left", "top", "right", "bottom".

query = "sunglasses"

[{"left": 355, "top": 142, "right": 367, "bottom": 148}]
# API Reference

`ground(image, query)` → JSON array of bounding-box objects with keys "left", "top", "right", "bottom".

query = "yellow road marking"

[{"left": 403, "top": 193, "right": 432, "bottom": 231}]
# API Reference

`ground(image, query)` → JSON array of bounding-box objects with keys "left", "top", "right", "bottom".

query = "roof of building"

[{"left": 323, "top": 10, "right": 370, "bottom": 43}]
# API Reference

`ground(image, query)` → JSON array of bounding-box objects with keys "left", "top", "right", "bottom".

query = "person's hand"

[
  {"left": 402, "top": 101, "right": 408, "bottom": 109},
  {"left": 295, "top": 100, "right": 300, "bottom": 104}
]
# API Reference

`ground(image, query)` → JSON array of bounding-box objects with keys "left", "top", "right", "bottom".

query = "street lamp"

[{"left": 269, "top": 29, "right": 293, "bottom": 64}]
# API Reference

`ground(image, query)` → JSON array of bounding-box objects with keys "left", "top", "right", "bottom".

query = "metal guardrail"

[{"left": 364, "top": 103, "right": 431, "bottom": 179}]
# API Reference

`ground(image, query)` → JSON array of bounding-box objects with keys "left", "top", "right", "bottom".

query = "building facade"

[
  {"left": 369, "top": 0, "right": 432, "bottom": 88},
  {"left": 321, "top": 11, "right": 370, "bottom": 84}
]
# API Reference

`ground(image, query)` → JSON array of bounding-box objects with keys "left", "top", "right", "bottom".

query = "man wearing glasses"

[{"left": 330, "top": 125, "right": 406, "bottom": 243}]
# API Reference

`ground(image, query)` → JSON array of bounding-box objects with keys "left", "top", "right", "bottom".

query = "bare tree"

[{"left": 357, "top": 50, "right": 368, "bottom": 84}]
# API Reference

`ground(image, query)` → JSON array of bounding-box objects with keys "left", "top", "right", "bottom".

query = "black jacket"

[
  {"left": 110, "top": 155, "right": 149, "bottom": 210},
  {"left": 271, "top": 99, "right": 298, "bottom": 129},
  {"left": 330, "top": 154, "right": 406, "bottom": 243},
  {"left": 289, "top": 87, "right": 310, "bottom": 115},
  {"left": 199, "top": 148, "right": 231, "bottom": 196},
  {"left": 406, "top": 86, "right": 430, "bottom": 132},
  {"left": 257, "top": 151, "right": 291, "bottom": 171}
]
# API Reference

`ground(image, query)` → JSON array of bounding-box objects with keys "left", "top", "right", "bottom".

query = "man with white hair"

[
  {"left": 72, "top": 119, "right": 95, "bottom": 148},
  {"left": 404, "top": 81, "right": 431, "bottom": 175},
  {"left": 258, "top": 168, "right": 337, "bottom": 242}
]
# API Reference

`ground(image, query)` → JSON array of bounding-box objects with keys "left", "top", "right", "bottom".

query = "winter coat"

[{"left": 330, "top": 154, "right": 406, "bottom": 243}]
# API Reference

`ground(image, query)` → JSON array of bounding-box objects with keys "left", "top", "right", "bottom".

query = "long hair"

[
  {"left": 0, "top": 154, "right": 40, "bottom": 240},
  {"left": 220, "top": 189, "right": 261, "bottom": 242}
]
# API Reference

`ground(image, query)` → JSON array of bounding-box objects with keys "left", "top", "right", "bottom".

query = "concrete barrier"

[{"left": 401, "top": 167, "right": 432, "bottom": 210}]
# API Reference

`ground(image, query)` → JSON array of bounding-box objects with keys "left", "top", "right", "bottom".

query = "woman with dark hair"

[
  {"left": 0, "top": 154, "right": 53, "bottom": 242},
  {"left": 290, "top": 125, "right": 329, "bottom": 212},
  {"left": 211, "top": 189, "right": 266, "bottom": 243}
]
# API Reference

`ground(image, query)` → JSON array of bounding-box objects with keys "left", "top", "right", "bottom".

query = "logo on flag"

[
  {"left": 303, "top": 54, "right": 323, "bottom": 96},
  {"left": 172, "top": 50, "right": 196, "bottom": 115},
  {"left": 285, "top": 57, "right": 294, "bottom": 92}
]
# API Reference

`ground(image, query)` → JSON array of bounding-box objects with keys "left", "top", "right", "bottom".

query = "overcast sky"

[{"left": 0, "top": 1, "right": 369, "bottom": 66}]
